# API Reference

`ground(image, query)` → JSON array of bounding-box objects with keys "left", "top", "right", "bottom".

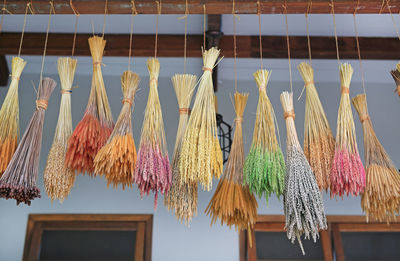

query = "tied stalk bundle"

[
  {"left": 390, "top": 63, "right": 400, "bottom": 97},
  {"left": 280, "top": 91, "right": 327, "bottom": 255},
  {"left": 244, "top": 69, "right": 285, "bottom": 202},
  {"left": 331, "top": 63, "right": 365, "bottom": 197},
  {"left": 65, "top": 36, "right": 114, "bottom": 176},
  {"left": 164, "top": 74, "right": 198, "bottom": 225},
  {"left": 94, "top": 71, "right": 140, "bottom": 189},
  {"left": 298, "top": 62, "right": 335, "bottom": 191},
  {"left": 206, "top": 93, "right": 258, "bottom": 233},
  {"left": 0, "top": 57, "right": 27, "bottom": 175},
  {"left": 179, "top": 47, "right": 223, "bottom": 191},
  {"left": 352, "top": 94, "right": 400, "bottom": 222},
  {"left": 44, "top": 58, "right": 77, "bottom": 203},
  {"left": 134, "top": 58, "right": 171, "bottom": 208},
  {"left": 0, "top": 78, "right": 56, "bottom": 205}
]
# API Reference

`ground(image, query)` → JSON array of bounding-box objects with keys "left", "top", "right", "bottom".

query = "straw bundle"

[
  {"left": 134, "top": 58, "right": 171, "bottom": 208},
  {"left": 244, "top": 69, "right": 285, "bottom": 202},
  {"left": 280, "top": 91, "right": 327, "bottom": 255},
  {"left": 0, "top": 78, "right": 56, "bottom": 205},
  {"left": 298, "top": 62, "right": 335, "bottom": 191},
  {"left": 331, "top": 63, "right": 365, "bottom": 197},
  {"left": 179, "top": 47, "right": 223, "bottom": 191},
  {"left": 94, "top": 71, "right": 140, "bottom": 189},
  {"left": 65, "top": 36, "right": 114, "bottom": 176},
  {"left": 164, "top": 74, "right": 198, "bottom": 225},
  {"left": 206, "top": 92, "right": 258, "bottom": 231},
  {"left": 0, "top": 57, "right": 27, "bottom": 175},
  {"left": 390, "top": 63, "right": 400, "bottom": 96},
  {"left": 352, "top": 94, "right": 400, "bottom": 222},
  {"left": 44, "top": 58, "right": 77, "bottom": 203}
]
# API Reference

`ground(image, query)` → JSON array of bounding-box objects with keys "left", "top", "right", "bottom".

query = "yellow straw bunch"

[
  {"left": 164, "top": 74, "right": 198, "bottom": 225},
  {"left": 94, "top": 71, "right": 140, "bottom": 189},
  {"left": 44, "top": 57, "right": 77, "bottom": 203},
  {"left": 206, "top": 93, "right": 258, "bottom": 232},
  {"left": 0, "top": 57, "right": 26, "bottom": 175},
  {"left": 352, "top": 94, "right": 400, "bottom": 222},
  {"left": 390, "top": 63, "right": 400, "bottom": 96},
  {"left": 298, "top": 62, "right": 335, "bottom": 191},
  {"left": 179, "top": 47, "right": 223, "bottom": 191}
]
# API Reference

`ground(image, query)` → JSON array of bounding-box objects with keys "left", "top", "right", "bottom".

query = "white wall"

[{"left": 0, "top": 59, "right": 399, "bottom": 261}]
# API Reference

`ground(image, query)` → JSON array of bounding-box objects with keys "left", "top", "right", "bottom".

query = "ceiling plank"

[
  {"left": 0, "top": 32, "right": 400, "bottom": 60},
  {"left": 5, "top": 0, "right": 400, "bottom": 14}
]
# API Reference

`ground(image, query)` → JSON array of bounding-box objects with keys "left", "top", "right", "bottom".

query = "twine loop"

[
  {"left": 341, "top": 85, "right": 350, "bottom": 94},
  {"left": 61, "top": 89, "right": 72, "bottom": 94},
  {"left": 259, "top": 84, "right": 266, "bottom": 92},
  {"left": 93, "top": 60, "right": 104, "bottom": 66},
  {"left": 10, "top": 75, "right": 20, "bottom": 81},
  {"left": 36, "top": 99, "right": 48, "bottom": 110},
  {"left": 234, "top": 117, "right": 243, "bottom": 123},
  {"left": 179, "top": 108, "right": 191, "bottom": 115},
  {"left": 202, "top": 66, "right": 213, "bottom": 72},
  {"left": 150, "top": 78, "right": 158, "bottom": 84},
  {"left": 305, "top": 81, "right": 314, "bottom": 87},
  {"left": 122, "top": 98, "right": 133, "bottom": 106},
  {"left": 284, "top": 110, "right": 295, "bottom": 120},
  {"left": 360, "top": 113, "right": 370, "bottom": 123}
]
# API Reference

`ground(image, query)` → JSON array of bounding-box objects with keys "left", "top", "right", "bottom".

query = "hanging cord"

[
  {"left": 154, "top": 0, "right": 161, "bottom": 58},
  {"left": 70, "top": 0, "right": 80, "bottom": 57},
  {"left": 232, "top": 0, "right": 239, "bottom": 92},
  {"left": 330, "top": 0, "right": 340, "bottom": 69},
  {"left": 283, "top": 2, "right": 293, "bottom": 93},
  {"left": 27, "top": 0, "right": 35, "bottom": 14},
  {"left": 38, "top": 0, "right": 55, "bottom": 97},
  {"left": 379, "top": 0, "right": 387, "bottom": 14},
  {"left": 128, "top": 0, "right": 137, "bottom": 71},
  {"left": 17, "top": 3, "right": 30, "bottom": 57},
  {"left": 305, "top": 0, "right": 312, "bottom": 65},
  {"left": 101, "top": 0, "right": 108, "bottom": 38},
  {"left": 0, "top": 0, "right": 12, "bottom": 33},
  {"left": 203, "top": 4, "right": 206, "bottom": 49},
  {"left": 178, "top": 0, "right": 189, "bottom": 73},
  {"left": 257, "top": 0, "right": 263, "bottom": 69},
  {"left": 387, "top": 0, "right": 400, "bottom": 41}
]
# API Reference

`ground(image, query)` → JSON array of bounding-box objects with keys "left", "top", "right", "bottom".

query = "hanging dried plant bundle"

[
  {"left": 179, "top": 47, "right": 223, "bottom": 191},
  {"left": 164, "top": 74, "right": 198, "bottom": 225},
  {"left": 244, "top": 69, "right": 285, "bottom": 202},
  {"left": 206, "top": 92, "right": 258, "bottom": 232},
  {"left": 94, "top": 71, "right": 140, "bottom": 189},
  {"left": 352, "top": 94, "right": 400, "bottom": 222},
  {"left": 65, "top": 36, "right": 114, "bottom": 176},
  {"left": 390, "top": 63, "right": 400, "bottom": 96},
  {"left": 331, "top": 63, "right": 365, "bottom": 197},
  {"left": 44, "top": 57, "right": 77, "bottom": 203},
  {"left": 298, "top": 62, "right": 335, "bottom": 191},
  {"left": 0, "top": 57, "right": 27, "bottom": 175},
  {"left": 134, "top": 58, "right": 171, "bottom": 208},
  {"left": 280, "top": 91, "right": 327, "bottom": 255},
  {"left": 0, "top": 78, "right": 56, "bottom": 205}
]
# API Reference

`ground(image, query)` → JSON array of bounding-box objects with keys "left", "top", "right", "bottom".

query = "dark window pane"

[
  {"left": 255, "top": 231, "right": 324, "bottom": 260},
  {"left": 341, "top": 232, "right": 400, "bottom": 261},
  {"left": 38, "top": 230, "right": 136, "bottom": 261}
]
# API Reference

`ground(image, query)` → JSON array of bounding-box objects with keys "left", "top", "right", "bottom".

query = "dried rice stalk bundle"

[
  {"left": 298, "top": 62, "right": 335, "bottom": 191},
  {"left": 331, "top": 63, "right": 365, "bottom": 197},
  {"left": 390, "top": 63, "right": 400, "bottom": 96},
  {"left": 65, "top": 36, "right": 114, "bottom": 176},
  {"left": 44, "top": 57, "right": 77, "bottom": 203},
  {"left": 179, "top": 47, "right": 223, "bottom": 191},
  {"left": 94, "top": 71, "right": 140, "bottom": 189},
  {"left": 164, "top": 74, "right": 198, "bottom": 225},
  {"left": 0, "top": 78, "right": 56, "bottom": 205},
  {"left": 134, "top": 58, "right": 171, "bottom": 208},
  {"left": 206, "top": 92, "right": 258, "bottom": 232},
  {"left": 244, "top": 69, "right": 285, "bottom": 202},
  {"left": 280, "top": 91, "right": 327, "bottom": 255},
  {"left": 0, "top": 57, "right": 27, "bottom": 175},
  {"left": 352, "top": 94, "right": 400, "bottom": 222}
]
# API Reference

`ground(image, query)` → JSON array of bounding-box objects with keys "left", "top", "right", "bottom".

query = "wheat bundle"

[
  {"left": 0, "top": 57, "right": 27, "bottom": 175},
  {"left": 352, "top": 94, "right": 400, "bottom": 222},
  {"left": 390, "top": 63, "right": 400, "bottom": 96},
  {"left": 65, "top": 36, "right": 114, "bottom": 176},
  {"left": 243, "top": 69, "right": 285, "bottom": 203},
  {"left": 179, "top": 47, "right": 223, "bottom": 191},
  {"left": 94, "top": 71, "right": 140, "bottom": 189},
  {"left": 164, "top": 74, "right": 198, "bottom": 225},
  {"left": 134, "top": 58, "right": 171, "bottom": 208},
  {"left": 280, "top": 91, "right": 327, "bottom": 255},
  {"left": 331, "top": 63, "right": 365, "bottom": 197},
  {"left": 298, "top": 62, "right": 335, "bottom": 191},
  {"left": 44, "top": 58, "right": 77, "bottom": 203},
  {"left": 0, "top": 77, "right": 56, "bottom": 205},
  {"left": 206, "top": 92, "right": 258, "bottom": 231}
]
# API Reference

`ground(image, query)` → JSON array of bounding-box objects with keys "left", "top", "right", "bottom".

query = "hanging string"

[
  {"left": 0, "top": 0, "right": 12, "bottom": 33},
  {"left": 305, "top": 0, "right": 312, "bottom": 65},
  {"left": 101, "top": 0, "right": 108, "bottom": 38},
  {"left": 128, "top": 0, "right": 137, "bottom": 71},
  {"left": 27, "top": 0, "right": 35, "bottom": 15},
  {"left": 70, "top": 1, "right": 80, "bottom": 57},
  {"left": 257, "top": 0, "right": 263, "bottom": 69},
  {"left": 178, "top": 0, "right": 189, "bottom": 73},
  {"left": 203, "top": 4, "right": 206, "bottom": 49},
  {"left": 17, "top": 3, "right": 29, "bottom": 57},
  {"left": 154, "top": 0, "right": 161, "bottom": 58},
  {"left": 232, "top": 0, "right": 239, "bottom": 92},
  {"left": 283, "top": 2, "right": 293, "bottom": 93},
  {"left": 330, "top": 0, "right": 340, "bottom": 69},
  {"left": 387, "top": 0, "right": 400, "bottom": 41},
  {"left": 379, "top": 0, "right": 387, "bottom": 14}
]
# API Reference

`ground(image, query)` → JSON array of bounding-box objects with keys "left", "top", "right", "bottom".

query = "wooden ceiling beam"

[
  {"left": 4, "top": 0, "right": 400, "bottom": 14},
  {"left": 0, "top": 32, "right": 400, "bottom": 60}
]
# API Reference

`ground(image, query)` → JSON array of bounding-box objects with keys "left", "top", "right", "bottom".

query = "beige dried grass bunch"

[
  {"left": 44, "top": 57, "right": 77, "bottom": 203},
  {"left": 390, "top": 63, "right": 400, "bottom": 96},
  {"left": 352, "top": 94, "right": 400, "bottom": 222},
  {"left": 179, "top": 47, "right": 223, "bottom": 191},
  {"left": 298, "top": 62, "right": 335, "bottom": 191},
  {"left": 164, "top": 74, "right": 198, "bottom": 225}
]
